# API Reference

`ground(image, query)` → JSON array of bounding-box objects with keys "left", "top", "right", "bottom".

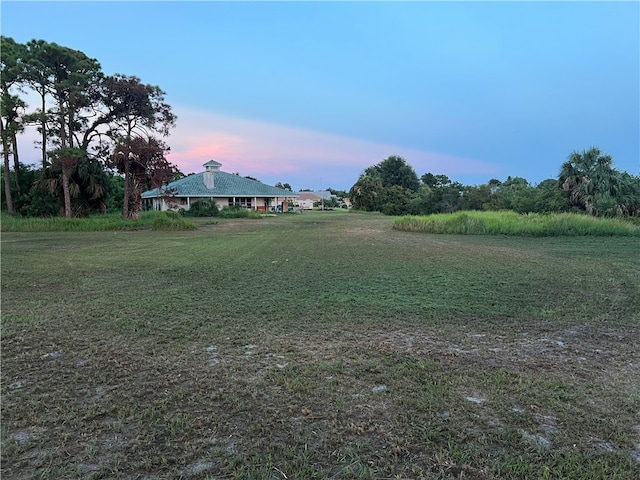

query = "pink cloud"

[
  {"left": 168, "top": 106, "right": 499, "bottom": 188},
  {"left": 13, "top": 103, "right": 499, "bottom": 190}
]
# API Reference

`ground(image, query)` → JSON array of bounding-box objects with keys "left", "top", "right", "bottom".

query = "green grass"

[
  {"left": 394, "top": 210, "right": 640, "bottom": 236},
  {"left": 1, "top": 210, "right": 196, "bottom": 232},
  {"left": 2, "top": 212, "right": 639, "bottom": 479}
]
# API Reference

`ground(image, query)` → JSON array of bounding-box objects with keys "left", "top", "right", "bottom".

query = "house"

[
  {"left": 294, "top": 191, "right": 333, "bottom": 210},
  {"left": 339, "top": 198, "right": 352, "bottom": 209},
  {"left": 141, "top": 160, "right": 298, "bottom": 212}
]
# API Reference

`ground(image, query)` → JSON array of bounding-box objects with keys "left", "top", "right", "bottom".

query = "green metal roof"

[{"left": 142, "top": 171, "right": 297, "bottom": 198}]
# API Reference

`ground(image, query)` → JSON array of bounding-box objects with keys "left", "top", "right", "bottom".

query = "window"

[{"left": 228, "top": 197, "right": 252, "bottom": 208}]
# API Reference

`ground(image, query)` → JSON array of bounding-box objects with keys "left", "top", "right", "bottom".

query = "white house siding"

[
  {"left": 147, "top": 196, "right": 289, "bottom": 212},
  {"left": 295, "top": 198, "right": 315, "bottom": 210}
]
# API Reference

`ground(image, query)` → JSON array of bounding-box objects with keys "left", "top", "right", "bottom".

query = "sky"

[{"left": 2, "top": 0, "right": 639, "bottom": 191}]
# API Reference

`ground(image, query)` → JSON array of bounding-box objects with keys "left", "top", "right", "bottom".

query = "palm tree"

[
  {"left": 37, "top": 150, "right": 110, "bottom": 217},
  {"left": 74, "top": 155, "right": 110, "bottom": 214},
  {"left": 613, "top": 172, "right": 640, "bottom": 216},
  {"left": 47, "top": 147, "right": 85, "bottom": 218},
  {"left": 559, "top": 147, "right": 615, "bottom": 215}
]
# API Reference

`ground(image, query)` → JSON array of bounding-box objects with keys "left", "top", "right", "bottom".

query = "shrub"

[
  {"left": 180, "top": 200, "right": 219, "bottom": 217},
  {"left": 150, "top": 211, "right": 196, "bottom": 230},
  {"left": 219, "top": 205, "right": 254, "bottom": 218}
]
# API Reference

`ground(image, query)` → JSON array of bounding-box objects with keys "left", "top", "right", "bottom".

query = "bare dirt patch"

[{"left": 3, "top": 320, "right": 639, "bottom": 479}]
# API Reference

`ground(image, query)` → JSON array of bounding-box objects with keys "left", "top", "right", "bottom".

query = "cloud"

[
  {"left": 168, "top": 106, "right": 500, "bottom": 188},
  {"left": 13, "top": 103, "right": 500, "bottom": 190}
]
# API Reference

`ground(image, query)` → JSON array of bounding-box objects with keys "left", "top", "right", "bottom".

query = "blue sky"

[{"left": 2, "top": 1, "right": 639, "bottom": 191}]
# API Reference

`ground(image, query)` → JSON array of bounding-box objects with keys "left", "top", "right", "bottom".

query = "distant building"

[
  {"left": 142, "top": 160, "right": 298, "bottom": 212},
  {"left": 294, "top": 191, "right": 331, "bottom": 210},
  {"left": 293, "top": 190, "right": 350, "bottom": 210}
]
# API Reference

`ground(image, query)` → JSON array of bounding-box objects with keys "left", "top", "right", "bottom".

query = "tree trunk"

[
  {"left": 123, "top": 161, "right": 130, "bottom": 219},
  {"left": 3, "top": 153, "right": 14, "bottom": 215},
  {"left": 129, "top": 176, "right": 142, "bottom": 220},
  {"left": 11, "top": 133, "right": 20, "bottom": 193},
  {"left": 61, "top": 165, "right": 72, "bottom": 218},
  {"left": 1, "top": 120, "right": 14, "bottom": 214},
  {"left": 68, "top": 111, "right": 74, "bottom": 148},
  {"left": 40, "top": 88, "right": 47, "bottom": 167}
]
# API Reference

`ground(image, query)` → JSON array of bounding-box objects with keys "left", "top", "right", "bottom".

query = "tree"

[
  {"left": 314, "top": 197, "right": 338, "bottom": 209},
  {"left": 327, "top": 187, "right": 348, "bottom": 198},
  {"left": 275, "top": 182, "right": 292, "bottom": 191},
  {"left": 407, "top": 185, "right": 434, "bottom": 215},
  {"left": 105, "top": 173, "right": 125, "bottom": 213},
  {"left": 21, "top": 40, "right": 103, "bottom": 157},
  {"left": 22, "top": 39, "right": 55, "bottom": 167},
  {"left": 379, "top": 184, "right": 412, "bottom": 215},
  {"left": 0, "top": 38, "right": 178, "bottom": 218},
  {"left": 421, "top": 173, "right": 451, "bottom": 189},
  {"left": 487, "top": 176, "right": 533, "bottom": 213},
  {"left": 460, "top": 184, "right": 492, "bottom": 211},
  {"left": 416, "top": 173, "right": 465, "bottom": 213},
  {"left": 18, "top": 40, "right": 111, "bottom": 217},
  {"left": 374, "top": 155, "right": 420, "bottom": 192},
  {"left": 41, "top": 45, "right": 101, "bottom": 218},
  {"left": 350, "top": 156, "right": 420, "bottom": 214},
  {"left": 35, "top": 152, "right": 111, "bottom": 217},
  {"left": 100, "top": 75, "right": 177, "bottom": 218},
  {"left": 111, "top": 137, "right": 177, "bottom": 219},
  {"left": 0, "top": 162, "right": 59, "bottom": 216},
  {"left": 84, "top": 74, "right": 176, "bottom": 153},
  {"left": 47, "top": 147, "right": 85, "bottom": 218},
  {"left": 614, "top": 172, "right": 640, "bottom": 216},
  {"left": 14, "top": 39, "right": 177, "bottom": 217},
  {"left": 48, "top": 46, "right": 103, "bottom": 150},
  {"left": 73, "top": 154, "right": 111, "bottom": 214},
  {"left": 349, "top": 172, "right": 383, "bottom": 211},
  {"left": 559, "top": 147, "right": 618, "bottom": 216},
  {"left": 533, "top": 179, "right": 569, "bottom": 213},
  {"left": 436, "top": 181, "right": 464, "bottom": 213},
  {"left": 1, "top": 36, "right": 27, "bottom": 214}
]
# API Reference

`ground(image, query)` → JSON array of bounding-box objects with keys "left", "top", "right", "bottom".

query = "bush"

[
  {"left": 151, "top": 211, "right": 196, "bottom": 230},
  {"left": 180, "top": 200, "right": 219, "bottom": 217},
  {"left": 218, "top": 205, "right": 262, "bottom": 219},
  {"left": 381, "top": 202, "right": 405, "bottom": 216},
  {"left": 220, "top": 205, "right": 249, "bottom": 218}
]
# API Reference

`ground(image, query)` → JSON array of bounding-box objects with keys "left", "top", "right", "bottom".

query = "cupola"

[{"left": 202, "top": 160, "right": 222, "bottom": 189}]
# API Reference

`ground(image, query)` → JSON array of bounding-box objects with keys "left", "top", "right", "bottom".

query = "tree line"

[
  {"left": 3, "top": 37, "right": 639, "bottom": 221},
  {"left": 1, "top": 36, "right": 179, "bottom": 219},
  {"left": 348, "top": 151, "right": 640, "bottom": 217}
]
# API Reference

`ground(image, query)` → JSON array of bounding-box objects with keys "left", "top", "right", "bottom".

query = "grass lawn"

[{"left": 2, "top": 211, "right": 639, "bottom": 479}]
